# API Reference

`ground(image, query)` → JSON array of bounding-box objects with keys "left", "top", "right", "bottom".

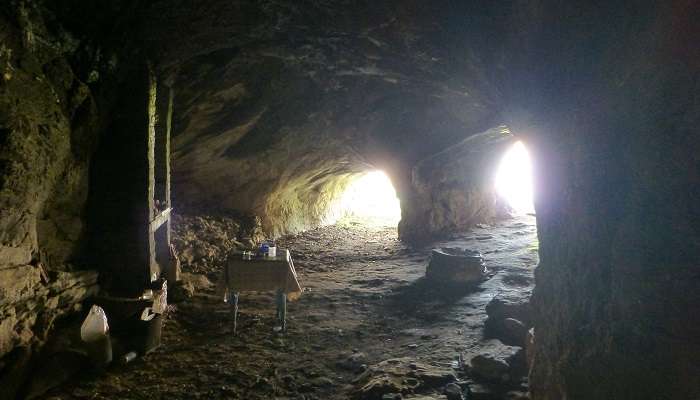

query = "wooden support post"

[
  {"left": 146, "top": 65, "right": 158, "bottom": 282},
  {"left": 153, "top": 84, "right": 174, "bottom": 282},
  {"left": 87, "top": 63, "right": 174, "bottom": 295}
]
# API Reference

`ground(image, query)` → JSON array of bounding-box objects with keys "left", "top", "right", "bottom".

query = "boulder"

[
  {"left": 484, "top": 292, "right": 532, "bottom": 345},
  {"left": 169, "top": 280, "right": 195, "bottom": 303},
  {"left": 180, "top": 272, "right": 213, "bottom": 291},
  {"left": 467, "top": 383, "right": 499, "bottom": 400},
  {"left": 444, "top": 382, "right": 465, "bottom": 400},
  {"left": 337, "top": 352, "right": 368, "bottom": 373},
  {"left": 485, "top": 293, "right": 532, "bottom": 327},
  {"left": 469, "top": 340, "right": 524, "bottom": 383},
  {"left": 498, "top": 318, "right": 529, "bottom": 347},
  {"left": 169, "top": 272, "right": 213, "bottom": 303},
  {"left": 426, "top": 248, "right": 485, "bottom": 284}
]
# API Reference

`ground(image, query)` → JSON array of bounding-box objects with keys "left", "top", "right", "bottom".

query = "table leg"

[
  {"left": 231, "top": 291, "right": 240, "bottom": 335},
  {"left": 276, "top": 289, "right": 287, "bottom": 332}
]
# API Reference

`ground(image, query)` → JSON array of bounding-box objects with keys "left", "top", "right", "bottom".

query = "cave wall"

[
  {"left": 169, "top": 52, "right": 370, "bottom": 235},
  {"left": 0, "top": 1, "right": 697, "bottom": 399},
  {"left": 0, "top": 1, "right": 100, "bottom": 393},
  {"left": 159, "top": 0, "right": 501, "bottom": 236},
  {"left": 497, "top": 1, "right": 700, "bottom": 398},
  {"left": 399, "top": 126, "right": 514, "bottom": 242},
  {"left": 154, "top": 8, "right": 700, "bottom": 398}
]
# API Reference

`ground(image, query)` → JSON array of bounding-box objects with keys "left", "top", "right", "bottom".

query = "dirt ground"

[{"left": 40, "top": 215, "right": 538, "bottom": 400}]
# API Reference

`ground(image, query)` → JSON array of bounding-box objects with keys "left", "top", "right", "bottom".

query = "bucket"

[
  {"left": 138, "top": 314, "right": 163, "bottom": 354},
  {"left": 92, "top": 296, "right": 162, "bottom": 355}
]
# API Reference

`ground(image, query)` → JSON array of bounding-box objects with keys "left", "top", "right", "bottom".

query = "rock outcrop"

[
  {"left": 354, "top": 358, "right": 457, "bottom": 400},
  {"left": 468, "top": 340, "right": 524, "bottom": 384},
  {"left": 500, "top": 2, "right": 700, "bottom": 399},
  {"left": 146, "top": 1, "right": 502, "bottom": 236},
  {"left": 400, "top": 127, "right": 513, "bottom": 241},
  {"left": 425, "top": 248, "right": 486, "bottom": 285},
  {"left": 0, "top": 2, "right": 102, "bottom": 395}
]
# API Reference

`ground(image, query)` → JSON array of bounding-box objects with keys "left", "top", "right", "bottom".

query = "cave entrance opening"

[
  {"left": 327, "top": 170, "right": 402, "bottom": 227},
  {"left": 495, "top": 141, "right": 535, "bottom": 214}
]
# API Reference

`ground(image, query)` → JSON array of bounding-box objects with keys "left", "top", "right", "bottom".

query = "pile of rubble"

[{"left": 171, "top": 213, "right": 265, "bottom": 275}]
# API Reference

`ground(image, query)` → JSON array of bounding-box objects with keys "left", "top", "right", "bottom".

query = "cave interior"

[{"left": 0, "top": 1, "right": 698, "bottom": 400}]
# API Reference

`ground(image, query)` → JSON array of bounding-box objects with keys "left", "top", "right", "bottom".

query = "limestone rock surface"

[
  {"left": 354, "top": 358, "right": 456, "bottom": 400},
  {"left": 469, "top": 340, "right": 523, "bottom": 383},
  {"left": 0, "top": 2, "right": 101, "bottom": 393}
]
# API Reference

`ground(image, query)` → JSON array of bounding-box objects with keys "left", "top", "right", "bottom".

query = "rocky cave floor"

[{"left": 40, "top": 215, "right": 538, "bottom": 400}]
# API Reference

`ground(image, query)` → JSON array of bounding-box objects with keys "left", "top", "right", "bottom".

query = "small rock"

[
  {"left": 469, "top": 340, "right": 523, "bottom": 383},
  {"left": 505, "top": 390, "right": 530, "bottom": 400},
  {"left": 484, "top": 294, "right": 532, "bottom": 345},
  {"left": 485, "top": 294, "right": 532, "bottom": 328},
  {"left": 468, "top": 383, "right": 498, "bottom": 400},
  {"left": 354, "top": 358, "right": 456, "bottom": 399},
  {"left": 169, "top": 280, "right": 194, "bottom": 303},
  {"left": 502, "top": 318, "right": 528, "bottom": 345},
  {"left": 298, "top": 382, "right": 315, "bottom": 392},
  {"left": 253, "top": 377, "right": 275, "bottom": 392},
  {"left": 181, "top": 272, "right": 213, "bottom": 291},
  {"left": 444, "top": 382, "right": 465, "bottom": 400},
  {"left": 382, "top": 394, "right": 403, "bottom": 400},
  {"left": 337, "top": 352, "right": 367, "bottom": 372},
  {"left": 312, "top": 377, "right": 335, "bottom": 387}
]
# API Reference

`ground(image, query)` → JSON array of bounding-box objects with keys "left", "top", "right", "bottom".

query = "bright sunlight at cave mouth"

[
  {"left": 495, "top": 141, "right": 535, "bottom": 214},
  {"left": 336, "top": 170, "right": 401, "bottom": 226}
]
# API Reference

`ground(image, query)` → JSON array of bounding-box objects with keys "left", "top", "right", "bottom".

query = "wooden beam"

[{"left": 150, "top": 207, "right": 172, "bottom": 233}]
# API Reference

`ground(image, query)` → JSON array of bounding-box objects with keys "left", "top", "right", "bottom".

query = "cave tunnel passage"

[
  {"left": 325, "top": 170, "right": 402, "bottom": 227},
  {"left": 494, "top": 141, "right": 535, "bottom": 215}
]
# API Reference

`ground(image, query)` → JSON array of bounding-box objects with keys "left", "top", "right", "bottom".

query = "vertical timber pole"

[
  {"left": 146, "top": 64, "right": 158, "bottom": 284},
  {"left": 153, "top": 82, "right": 173, "bottom": 282}
]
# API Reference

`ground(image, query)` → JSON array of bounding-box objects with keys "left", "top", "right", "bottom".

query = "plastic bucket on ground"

[{"left": 140, "top": 314, "right": 163, "bottom": 354}]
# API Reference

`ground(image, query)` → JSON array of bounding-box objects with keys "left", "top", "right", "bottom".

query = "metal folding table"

[{"left": 219, "top": 249, "right": 302, "bottom": 333}]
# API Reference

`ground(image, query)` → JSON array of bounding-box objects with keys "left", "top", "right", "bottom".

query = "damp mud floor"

[{"left": 41, "top": 215, "right": 538, "bottom": 400}]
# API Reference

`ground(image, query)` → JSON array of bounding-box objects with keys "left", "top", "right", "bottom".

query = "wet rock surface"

[{"left": 40, "top": 214, "right": 537, "bottom": 399}]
